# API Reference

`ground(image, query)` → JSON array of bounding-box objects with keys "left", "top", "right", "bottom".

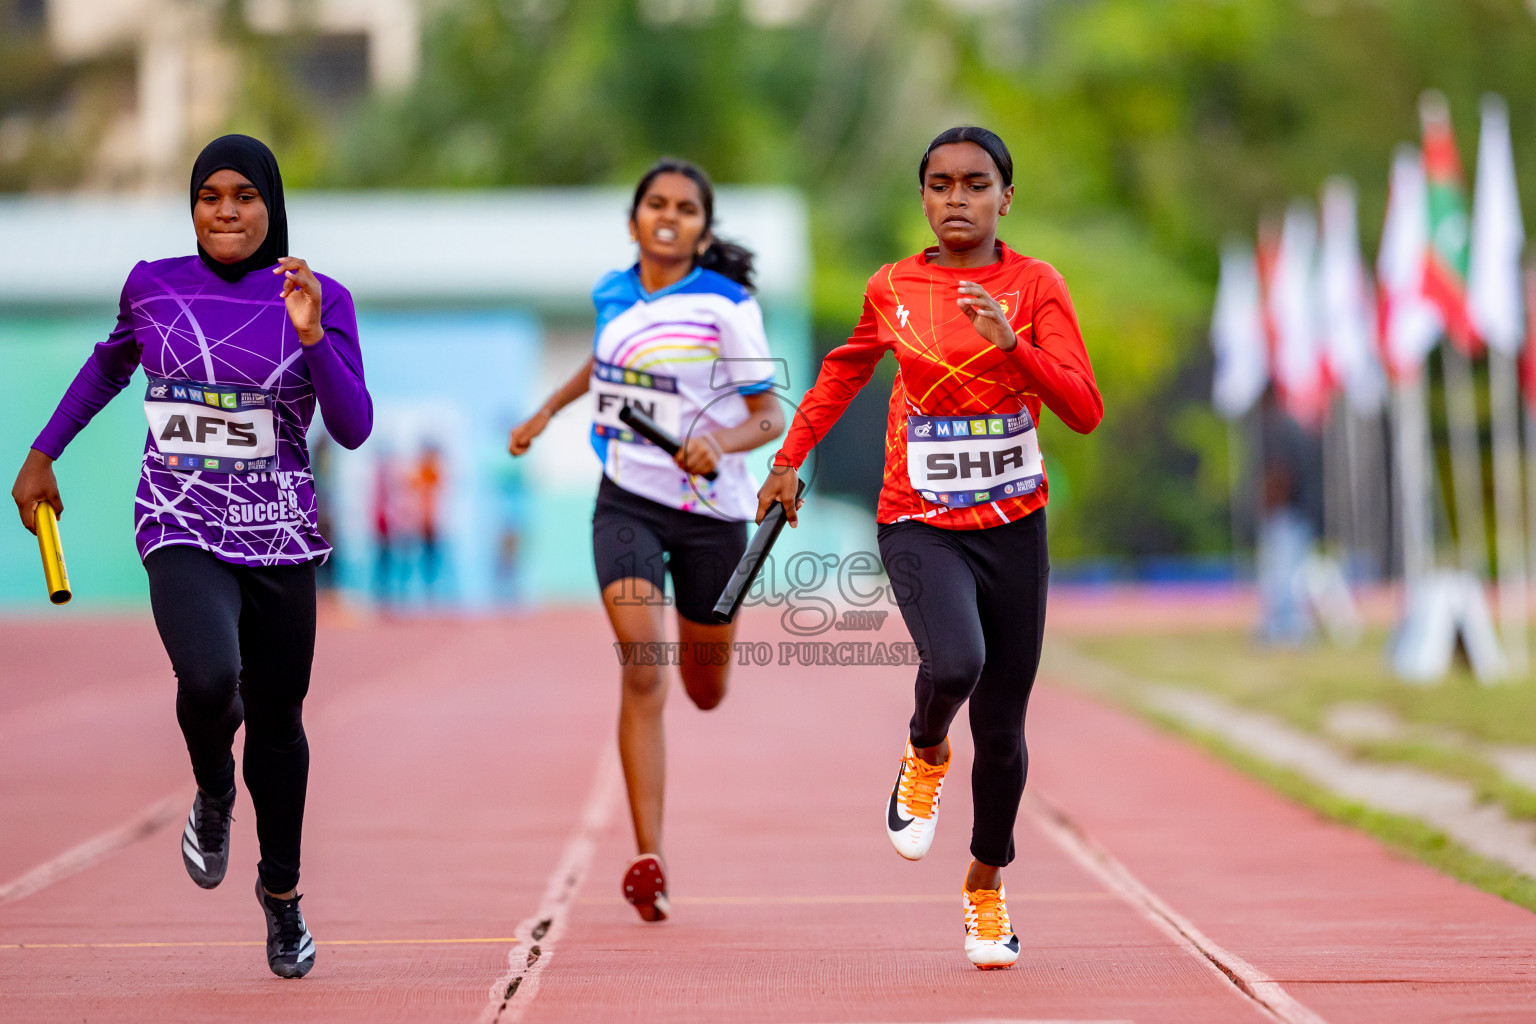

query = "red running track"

[{"left": 1, "top": 601, "right": 1534, "bottom": 1023}]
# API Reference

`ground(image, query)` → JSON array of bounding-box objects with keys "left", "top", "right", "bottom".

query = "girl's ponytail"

[{"left": 697, "top": 238, "right": 756, "bottom": 290}]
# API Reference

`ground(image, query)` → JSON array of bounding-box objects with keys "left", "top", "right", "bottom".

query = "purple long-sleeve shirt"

[{"left": 33, "top": 256, "right": 372, "bottom": 566}]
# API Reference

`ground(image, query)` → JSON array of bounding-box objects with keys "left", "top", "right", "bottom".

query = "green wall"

[{"left": 1, "top": 315, "right": 150, "bottom": 609}]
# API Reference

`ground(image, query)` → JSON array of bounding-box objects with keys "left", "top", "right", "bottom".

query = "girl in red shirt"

[{"left": 758, "top": 126, "right": 1101, "bottom": 969}]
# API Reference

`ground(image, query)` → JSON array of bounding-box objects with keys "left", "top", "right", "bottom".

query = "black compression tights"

[
  {"left": 144, "top": 545, "right": 316, "bottom": 894},
  {"left": 877, "top": 509, "right": 1049, "bottom": 868}
]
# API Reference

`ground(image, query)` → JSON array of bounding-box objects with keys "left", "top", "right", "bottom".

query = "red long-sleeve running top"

[{"left": 776, "top": 243, "right": 1102, "bottom": 529}]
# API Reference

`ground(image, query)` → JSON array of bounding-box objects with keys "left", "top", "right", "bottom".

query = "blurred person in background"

[
  {"left": 1255, "top": 389, "right": 1324, "bottom": 646},
  {"left": 372, "top": 446, "right": 399, "bottom": 607},
  {"left": 492, "top": 451, "right": 529, "bottom": 603},
  {"left": 412, "top": 441, "right": 445, "bottom": 600},
  {"left": 509, "top": 159, "right": 785, "bottom": 923},
  {"left": 758, "top": 127, "right": 1102, "bottom": 970},
  {"left": 9, "top": 135, "right": 372, "bottom": 980}
]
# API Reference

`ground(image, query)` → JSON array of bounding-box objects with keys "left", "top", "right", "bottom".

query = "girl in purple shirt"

[{"left": 10, "top": 135, "right": 371, "bottom": 979}]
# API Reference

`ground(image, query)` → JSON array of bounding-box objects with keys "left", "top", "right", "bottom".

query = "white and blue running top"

[{"left": 588, "top": 265, "right": 776, "bottom": 521}]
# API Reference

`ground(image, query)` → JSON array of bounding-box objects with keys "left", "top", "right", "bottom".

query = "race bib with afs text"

[{"left": 144, "top": 379, "right": 277, "bottom": 473}]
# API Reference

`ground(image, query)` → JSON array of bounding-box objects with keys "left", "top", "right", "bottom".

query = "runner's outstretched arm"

[
  {"left": 774, "top": 294, "right": 889, "bottom": 471},
  {"left": 758, "top": 295, "right": 888, "bottom": 526},
  {"left": 13, "top": 269, "right": 145, "bottom": 533},
  {"left": 509, "top": 355, "right": 596, "bottom": 455},
  {"left": 31, "top": 270, "right": 144, "bottom": 461},
  {"left": 1006, "top": 273, "right": 1101, "bottom": 434}
]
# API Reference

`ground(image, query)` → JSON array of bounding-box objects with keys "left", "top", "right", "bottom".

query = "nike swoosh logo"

[{"left": 888, "top": 764, "right": 913, "bottom": 831}]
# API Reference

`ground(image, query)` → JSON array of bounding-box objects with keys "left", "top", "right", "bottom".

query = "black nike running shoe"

[
  {"left": 255, "top": 878, "right": 316, "bottom": 979},
  {"left": 181, "top": 786, "right": 235, "bottom": 889}
]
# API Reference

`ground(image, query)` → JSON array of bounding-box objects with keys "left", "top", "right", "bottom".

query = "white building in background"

[{"left": 37, "top": 0, "right": 423, "bottom": 189}]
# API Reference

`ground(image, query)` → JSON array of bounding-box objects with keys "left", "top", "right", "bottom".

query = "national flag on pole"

[
  {"left": 1420, "top": 90, "right": 1478, "bottom": 354},
  {"left": 1378, "top": 145, "right": 1443, "bottom": 380},
  {"left": 1270, "top": 200, "right": 1329, "bottom": 427},
  {"left": 1468, "top": 93, "right": 1525, "bottom": 356},
  {"left": 1319, "top": 177, "right": 1386, "bottom": 413},
  {"left": 1256, "top": 215, "right": 1282, "bottom": 368},
  {"left": 1211, "top": 239, "right": 1269, "bottom": 420},
  {"left": 1522, "top": 266, "right": 1536, "bottom": 414}
]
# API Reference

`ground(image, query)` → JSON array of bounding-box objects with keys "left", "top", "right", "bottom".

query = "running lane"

[
  {"left": 519, "top": 610, "right": 1266, "bottom": 1024},
  {"left": 0, "top": 611, "right": 615, "bottom": 1023},
  {"left": 2, "top": 599, "right": 1534, "bottom": 1022}
]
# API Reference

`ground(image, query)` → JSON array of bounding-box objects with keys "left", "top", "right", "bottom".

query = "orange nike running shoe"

[
  {"left": 963, "top": 883, "right": 1019, "bottom": 969},
  {"left": 886, "top": 739, "right": 948, "bottom": 860}
]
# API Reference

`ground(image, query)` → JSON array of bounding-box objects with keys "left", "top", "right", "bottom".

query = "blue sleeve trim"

[
  {"left": 591, "top": 269, "right": 640, "bottom": 347},
  {"left": 686, "top": 269, "right": 751, "bottom": 303}
]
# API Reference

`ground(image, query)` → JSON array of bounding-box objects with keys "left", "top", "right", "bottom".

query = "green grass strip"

[
  {"left": 1132, "top": 703, "right": 1536, "bottom": 915},
  {"left": 1348, "top": 737, "right": 1536, "bottom": 823},
  {"left": 1066, "top": 630, "right": 1536, "bottom": 832}
]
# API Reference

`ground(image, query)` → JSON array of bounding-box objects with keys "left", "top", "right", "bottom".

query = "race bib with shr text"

[
  {"left": 590, "top": 360, "right": 683, "bottom": 444},
  {"left": 144, "top": 379, "right": 277, "bottom": 473},
  {"left": 906, "top": 410, "right": 1043, "bottom": 508}
]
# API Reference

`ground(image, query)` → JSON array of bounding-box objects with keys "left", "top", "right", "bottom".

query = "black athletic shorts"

[{"left": 592, "top": 475, "right": 747, "bottom": 624}]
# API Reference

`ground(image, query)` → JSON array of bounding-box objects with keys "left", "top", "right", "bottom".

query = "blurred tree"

[{"left": 297, "top": 0, "right": 1536, "bottom": 561}]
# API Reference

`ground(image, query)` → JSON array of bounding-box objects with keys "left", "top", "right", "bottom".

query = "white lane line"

[
  {"left": 0, "top": 792, "right": 184, "bottom": 906},
  {"left": 573, "top": 891, "right": 1113, "bottom": 906},
  {"left": 1025, "top": 791, "right": 1329, "bottom": 1024},
  {"left": 480, "top": 744, "right": 622, "bottom": 1024}
]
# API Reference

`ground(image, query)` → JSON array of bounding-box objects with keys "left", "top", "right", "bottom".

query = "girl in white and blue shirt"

[{"left": 509, "top": 159, "right": 784, "bottom": 922}]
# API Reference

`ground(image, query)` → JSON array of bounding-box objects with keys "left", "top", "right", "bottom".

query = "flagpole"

[
  {"left": 1440, "top": 343, "right": 1489, "bottom": 578},
  {"left": 1228, "top": 417, "right": 1244, "bottom": 582},
  {"left": 1524, "top": 267, "right": 1536, "bottom": 674},
  {"left": 1343, "top": 403, "right": 1370, "bottom": 578},
  {"left": 1526, "top": 402, "right": 1536, "bottom": 618},
  {"left": 1373, "top": 406, "right": 1392, "bottom": 577},
  {"left": 1210, "top": 237, "right": 1270, "bottom": 583},
  {"left": 1319, "top": 176, "right": 1386, "bottom": 583},
  {"left": 1419, "top": 91, "right": 1491, "bottom": 582},
  {"left": 1323, "top": 395, "right": 1344, "bottom": 558},
  {"left": 1490, "top": 349, "right": 1527, "bottom": 674},
  {"left": 1467, "top": 93, "right": 1529, "bottom": 673},
  {"left": 1394, "top": 376, "right": 1433, "bottom": 587}
]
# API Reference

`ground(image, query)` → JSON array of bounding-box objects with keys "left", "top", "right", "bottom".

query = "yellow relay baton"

[{"left": 35, "top": 503, "right": 71, "bottom": 605}]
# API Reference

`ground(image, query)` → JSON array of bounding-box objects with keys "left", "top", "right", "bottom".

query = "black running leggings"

[
  {"left": 144, "top": 545, "right": 316, "bottom": 893},
  {"left": 877, "top": 509, "right": 1049, "bottom": 868}
]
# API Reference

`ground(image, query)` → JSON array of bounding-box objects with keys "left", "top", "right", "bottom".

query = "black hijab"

[{"left": 190, "top": 134, "right": 288, "bottom": 282}]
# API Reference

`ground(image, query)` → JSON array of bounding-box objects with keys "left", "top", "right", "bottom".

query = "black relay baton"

[
  {"left": 618, "top": 404, "right": 719, "bottom": 482},
  {"left": 712, "top": 479, "right": 806, "bottom": 623}
]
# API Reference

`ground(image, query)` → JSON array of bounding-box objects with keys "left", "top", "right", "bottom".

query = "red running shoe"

[{"left": 622, "top": 853, "right": 669, "bottom": 922}]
